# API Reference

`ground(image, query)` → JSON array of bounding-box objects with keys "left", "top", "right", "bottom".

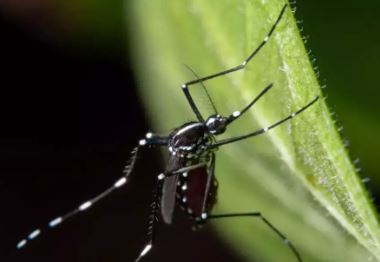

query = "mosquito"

[{"left": 17, "top": 4, "right": 319, "bottom": 262}]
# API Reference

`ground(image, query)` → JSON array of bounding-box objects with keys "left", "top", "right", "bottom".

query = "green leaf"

[{"left": 127, "top": 0, "right": 380, "bottom": 261}]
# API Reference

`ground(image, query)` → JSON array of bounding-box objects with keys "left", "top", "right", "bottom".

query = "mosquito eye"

[{"left": 206, "top": 116, "right": 227, "bottom": 135}]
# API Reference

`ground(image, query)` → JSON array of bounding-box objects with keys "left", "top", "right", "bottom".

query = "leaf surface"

[{"left": 128, "top": 1, "right": 380, "bottom": 261}]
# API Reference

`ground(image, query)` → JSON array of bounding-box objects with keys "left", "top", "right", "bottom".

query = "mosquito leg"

[
  {"left": 181, "top": 4, "right": 288, "bottom": 121},
  {"left": 152, "top": 160, "right": 213, "bottom": 180},
  {"left": 201, "top": 153, "right": 215, "bottom": 215},
  {"left": 16, "top": 137, "right": 168, "bottom": 250},
  {"left": 137, "top": 158, "right": 214, "bottom": 259},
  {"left": 192, "top": 153, "right": 216, "bottom": 229},
  {"left": 226, "top": 83, "right": 273, "bottom": 125},
  {"left": 171, "top": 162, "right": 208, "bottom": 175},
  {"left": 134, "top": 176, "right": 163, "bottom": 262},
  {"left": 210, "top": 96, "right": 319, "bottom": 149},
  {"left": 139, "top": 132, "right": 169, "bottom": 146},
  {"left": 206, "top": 212, "right": 302, "bottom": 262}
]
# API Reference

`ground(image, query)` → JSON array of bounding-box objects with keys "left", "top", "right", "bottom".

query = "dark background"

[
  {"left": 0, "top": 1, "right": 379, "bottom": 262},
  {"left": 0, "top": 1, "right": 238, "bottom": 262}
]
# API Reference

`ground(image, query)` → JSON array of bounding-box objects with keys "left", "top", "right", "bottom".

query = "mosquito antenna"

[
  {"left": 16, "top": 146, "right": 141, "bottom": 249},
  {"left": 184, "top": 64, "right": 219, "bottom": 115}
]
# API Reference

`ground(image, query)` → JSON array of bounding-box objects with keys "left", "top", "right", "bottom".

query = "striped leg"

[
  {"left": 181, "top": 4, "right": 288, "bottom": 121},
  {"left": 134, "top": 175, "right": 163, "bottom": 262},
  {"left": 210, "top": 96, "right": 319, "bottom": 149},
  {"left": 16, "top": 134, "right": 168, "bottom": 250}
]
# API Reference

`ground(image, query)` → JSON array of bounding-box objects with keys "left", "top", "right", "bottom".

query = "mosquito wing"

[
  {"left": 161, "top": 174, "right": 178, "bottom": 224},
  {"left": 161, "top": 155, "right": 184, "bottom": 224}
]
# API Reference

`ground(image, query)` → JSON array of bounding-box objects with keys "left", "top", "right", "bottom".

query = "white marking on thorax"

[{"left": 176, "top": 123, "right": 202, "bottom": 136}]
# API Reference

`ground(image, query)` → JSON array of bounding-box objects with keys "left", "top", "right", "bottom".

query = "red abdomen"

[{"left": 177, "top": 166, "right": 218, "bottom": 218}]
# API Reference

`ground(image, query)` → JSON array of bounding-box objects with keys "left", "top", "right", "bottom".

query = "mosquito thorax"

[
  {"left": 168, "top": 122, "right": 211, "bottom": 158},
  {"left": 205, "top": 114, "right": 227, "bottom": 135}
]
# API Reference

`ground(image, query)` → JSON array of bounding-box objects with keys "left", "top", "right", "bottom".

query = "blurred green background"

[{"left": 1, "top": 0, "right": 379, "bottom": 261}]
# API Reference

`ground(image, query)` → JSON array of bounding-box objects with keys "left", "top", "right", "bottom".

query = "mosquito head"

[{"left": 205, "top": 114, "right": 227, "bottom": 135}]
